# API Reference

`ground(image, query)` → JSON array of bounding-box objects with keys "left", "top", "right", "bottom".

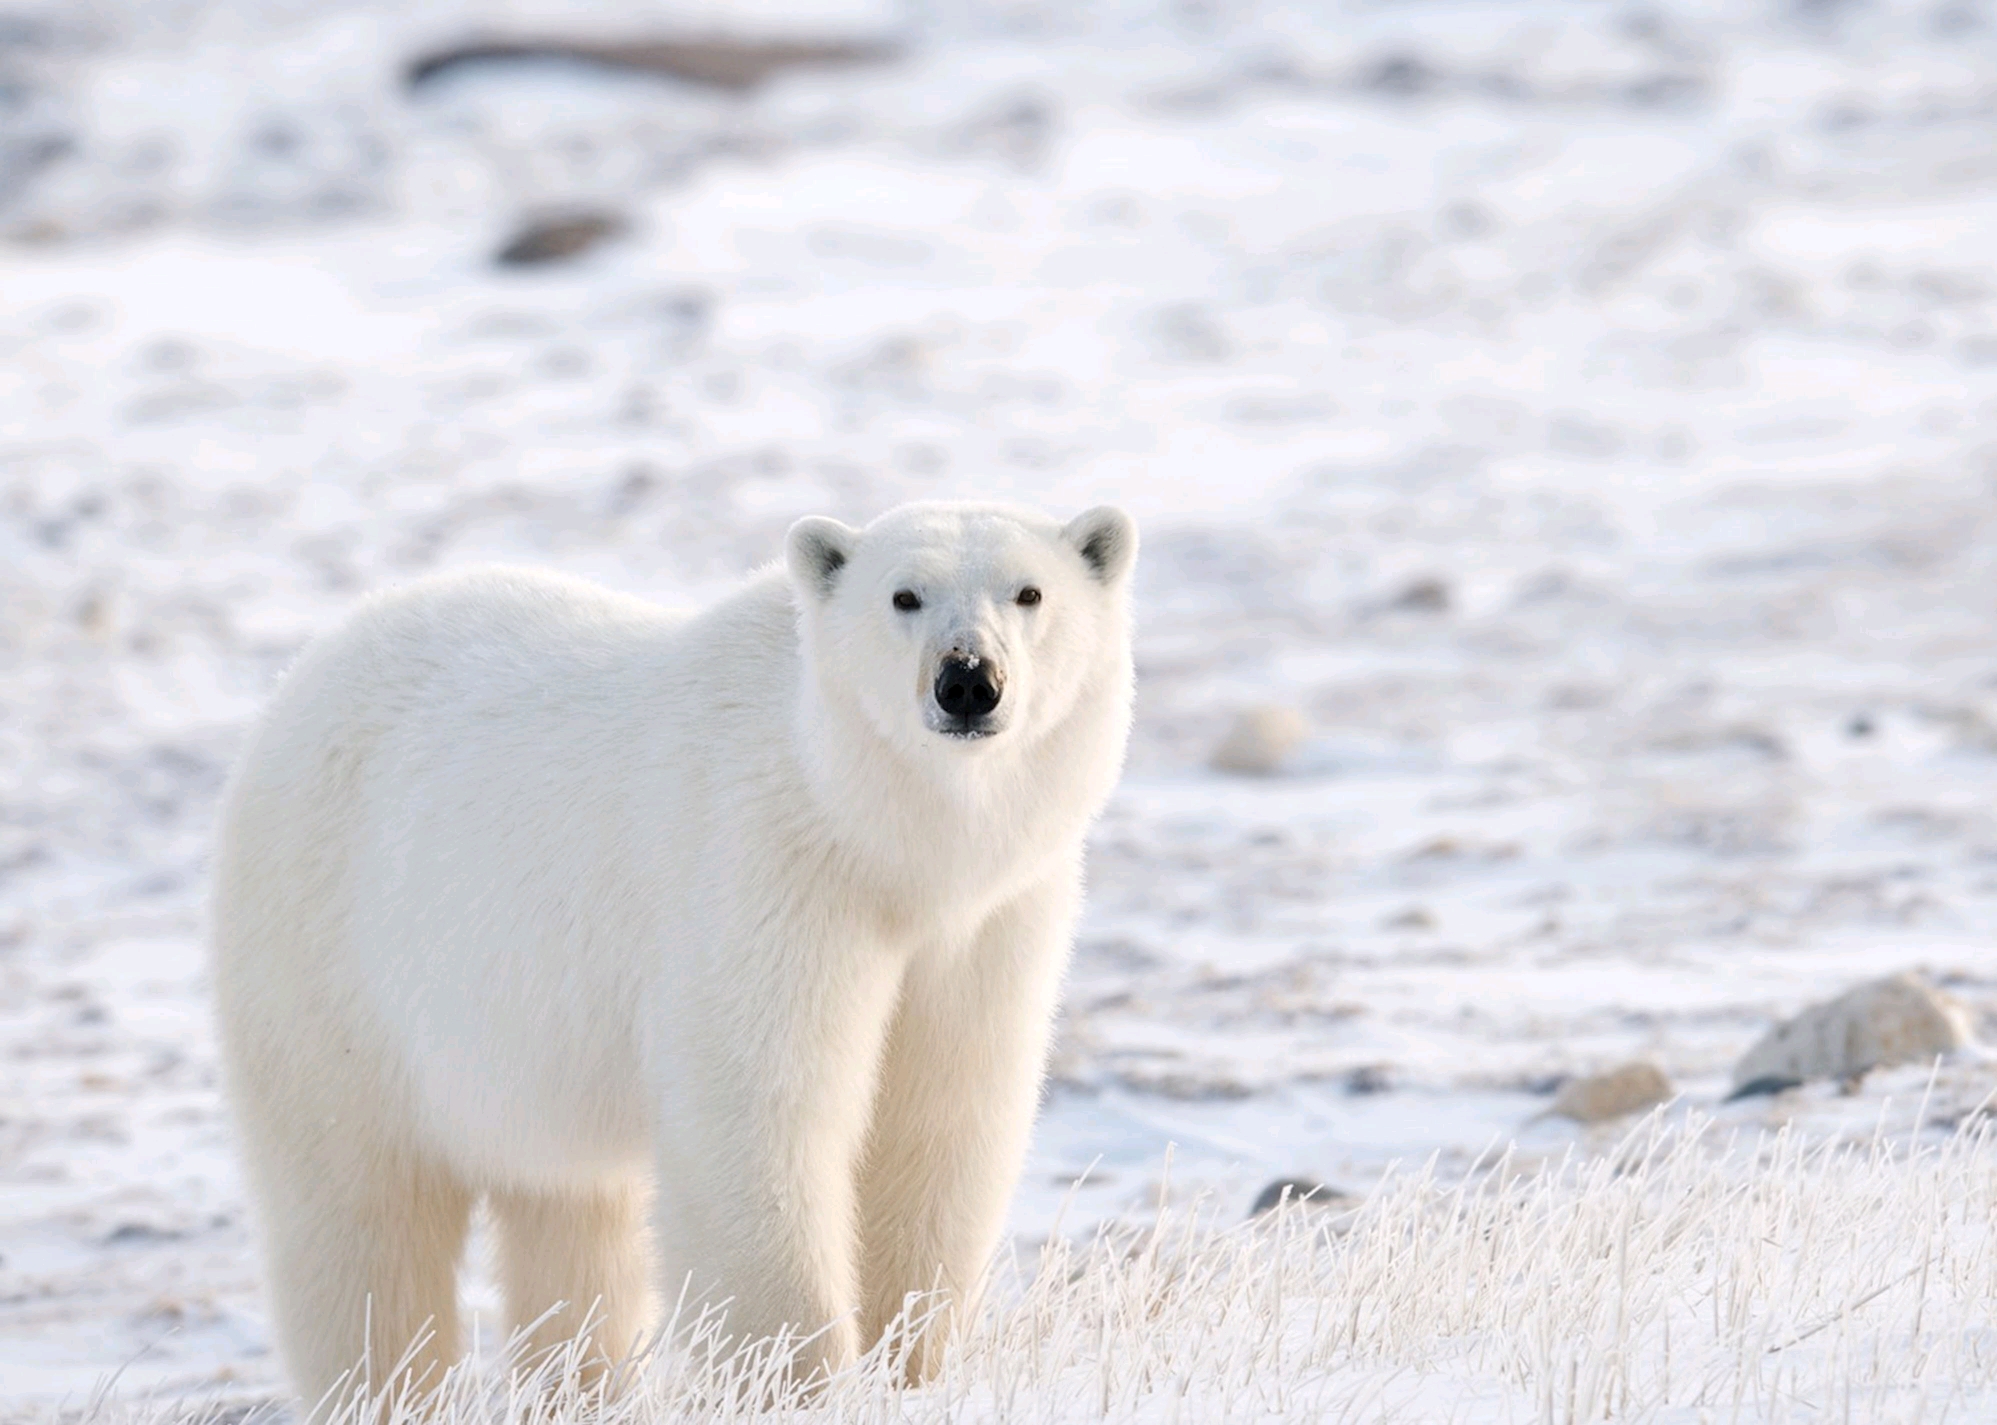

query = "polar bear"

[{"left": 210, "top": 501, "right": 1137, "bottom": 1405}]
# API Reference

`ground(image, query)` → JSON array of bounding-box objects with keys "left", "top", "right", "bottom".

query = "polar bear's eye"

[
  {"left": 1016, "top": 587, "right": 1042, "bottom": 607},
  {"left": 892, "top": 590, "right": 922, "bottom": 612}
]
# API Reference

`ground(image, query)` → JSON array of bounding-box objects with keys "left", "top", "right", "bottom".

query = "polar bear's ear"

[
  {"left": 1063, "top": 506, "right": 1138, "bottom": 584},
  {"left": 786, "top": 516, "right": 858, "bottom": 599}
]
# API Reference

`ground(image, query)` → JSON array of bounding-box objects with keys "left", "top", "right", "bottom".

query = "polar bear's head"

[{"left": 785, "top": 502, "right": 1137, "bottom": 758}]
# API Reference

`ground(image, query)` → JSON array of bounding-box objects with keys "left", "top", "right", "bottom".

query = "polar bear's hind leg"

[
  {"left": 491, "top": 1181, "right": 652, "bottom": 1387},
  {"left": 252, "top": 1128, "right": 474, "bottom": 1411}
]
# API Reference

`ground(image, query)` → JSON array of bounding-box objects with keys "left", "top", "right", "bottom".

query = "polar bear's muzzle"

[{"left": 932, "top": 654, "right": 1005, "bottom": 738}]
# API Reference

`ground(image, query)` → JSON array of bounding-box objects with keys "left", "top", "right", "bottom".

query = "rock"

[
  {"left": 1248, "top": 1178, "right": 1344, "bottom": 1217},
  {"left": 1343, "top": 1064, "right": 1392, "bottom": 1096},
  {"left": 105, "top": 1221, "right": 186, "bottom": 1245},
  {"left": 1546, "top": 1061, "right": 1673, "bottom": 1123},
  {"left": 495, "top": 211, "right": 625, "bottom": 267},
  {"left": 1731, "top": 973, "right": 1973, "bottom": 1092},
  {"left": 951, "top": 92, "right": 1058, "bottom": 170},
  {"left": 1386, "top": 576, "right": 1451, "bottom": 613},
  {"left": 1209, "top": 704, "right": 1309, "bottom": 776},
  {"left": 1151, "top": 303, "right": 1230, "bottom": 363},
  {"left": 1363, "top": 52, "right": 1437, "bottom": 98},
  {"left": 407, "top": 35, "right": 900, "bottom": 93},
  {"left": 1724, "top": 1074, "right": 1803, "bottom": 1102}
]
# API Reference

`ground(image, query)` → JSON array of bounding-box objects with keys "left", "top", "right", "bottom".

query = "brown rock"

[
  {"left": 408, "top": 35, "right": 899, "bottom": 93},
  {"left": 1547, "top": 1061, "right": 1673, "bottom": 1123},
  {"left": 495, "top": 211, "right": 625, "bottom": 267},
  {"left": 1209, "top": 704, "right": 1309, "bottom": 776},
  {"left": 1387, "top": 576, "right": 1451, "bottom": 613}
]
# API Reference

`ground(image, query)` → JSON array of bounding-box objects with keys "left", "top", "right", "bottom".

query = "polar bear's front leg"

[
  {"left": 650, "top": 932, "right": 906, "bottom": 1384},
  {"left": 855, "top": 873, "right": 1080, "bottom": 1379}
]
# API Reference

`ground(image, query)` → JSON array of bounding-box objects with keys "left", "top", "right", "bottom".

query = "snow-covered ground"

[{"left": 6, "top": 0, "right": 1997, "bottom": 1413}]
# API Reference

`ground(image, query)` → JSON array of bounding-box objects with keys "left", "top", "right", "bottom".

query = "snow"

[{"left": 6, "top": 0, "right": 1997, "bottom": 1414}]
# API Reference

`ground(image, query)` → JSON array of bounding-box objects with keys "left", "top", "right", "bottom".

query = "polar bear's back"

[
  {"left": 308, "top": 564, "right": 691, "bottom": 716},
  {"left": 218, "top": 565, "right": 707, "bottom": 867},
  {"left": 212, "top": 565, "right": 796, "bottom": 1184}
]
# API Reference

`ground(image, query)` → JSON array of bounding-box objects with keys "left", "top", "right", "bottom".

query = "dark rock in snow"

[
  {"left": 1249, "top": 1178, "right": 1345, "bottom": 1217},
  {"left": 495, "top": 211, "right": 625, "bottom": 267},
  {"left": 408, "top": 35, "right": 900, "bottom": 94},
  {"left": 1344, "top": 1064, "right": 1393, "bottom": 1095},
  {"left": 1725, "top": 1074, "right": 1804, "bottom": 1102},
  {"left": 1387, "top": 576, "right": 1451, "bottom": 613}
]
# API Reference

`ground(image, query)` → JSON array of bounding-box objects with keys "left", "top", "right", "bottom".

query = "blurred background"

[{"left": 7, "top": 0, "right": 1997, "bottom": 1404}]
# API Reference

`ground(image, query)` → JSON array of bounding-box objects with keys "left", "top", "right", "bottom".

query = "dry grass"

[{"left": 67, "top": 1109, "right": 1997, "bottom": 1425}]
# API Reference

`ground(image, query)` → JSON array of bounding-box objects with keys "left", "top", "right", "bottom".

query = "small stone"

[
  {"left": 8, "top": 215, "right": 69, "bottom": 246},
  {"left": 1248, "top": 1178, "right": 1343, "bottom": 1217},
  {"left": 1344, "top": 1064, "right": 1393, "bottom": 1095},
  {"left": 1731, "top": 972, "right": 1973, "bottom": 1092},
  {"left": 495, "top": 211, "right": 626, "bottom": 267},
  {"left": 1547, "top": 1062, "right": 1674, "bottom": 1123},
  {"left": 1724, "top": 1074, "right": 1802, "bottom": 1102},
  {"left": 106, "top": 1222, "right": 184, "bottom": 1245},
  {"left": 1364, "top": 52, "right": 1436, "bottom": 97},
  {"left": 1387, "top": 576, "right": 1451, "bottom": 613},
  {"left": 1209, "top": 705, "right": 1309, "bottom": 776},
  {"left": 408, "top": 35, "right": 899, "bottom": 93}
]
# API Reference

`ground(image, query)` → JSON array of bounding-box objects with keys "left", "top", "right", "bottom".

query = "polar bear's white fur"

[{"left": 210, "top": 501, "right": 1137, "bottom": 1402}]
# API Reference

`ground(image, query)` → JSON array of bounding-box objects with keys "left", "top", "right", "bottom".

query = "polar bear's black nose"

[{"left": 935, "top": 656, "right": 1003, "bottom": 720}]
